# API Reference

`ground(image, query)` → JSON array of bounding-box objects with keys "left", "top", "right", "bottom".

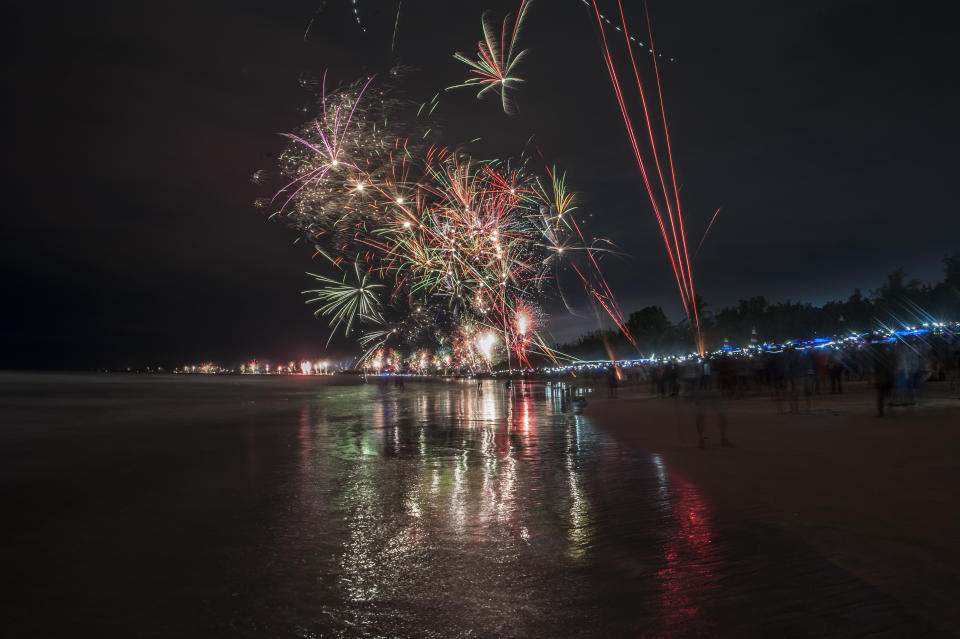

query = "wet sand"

[
  {"left": 2, "top": 372, "right": 957, "bottom": 637},
  {"left": 583, "top": 380, "right": 960, "bottom": 634}
]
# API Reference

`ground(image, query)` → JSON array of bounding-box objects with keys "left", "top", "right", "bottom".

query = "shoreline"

[{"left": 581, "top": 382, "right": 960, "bottom": 633}]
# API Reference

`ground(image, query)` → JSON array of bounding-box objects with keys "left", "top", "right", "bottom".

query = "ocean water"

[{"left": 0, "top": 373, "right": 937, "bottom": 637}]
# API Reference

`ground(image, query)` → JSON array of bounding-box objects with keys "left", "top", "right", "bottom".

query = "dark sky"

[{"left": 5, "top": 0, "right": 959, "bottom": 369}]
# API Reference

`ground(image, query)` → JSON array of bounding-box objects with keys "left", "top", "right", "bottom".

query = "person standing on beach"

[
  {"left": 692, "top": 357, "right": 732, "bottom": 449},
  {"left": 681, "top": 358, "right": 699, "bottom": 398},
  {"left": 830, "top": 349, "right": 844, "bottom": 394},
  {"left": 873, "top": 342, "right": 894, "bottom": 417},
  {"left": 667, "top": 361, "right": 680, "bottom": 397}
]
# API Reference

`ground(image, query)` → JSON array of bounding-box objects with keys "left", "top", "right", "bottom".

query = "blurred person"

[
  {"left": 931, "top": 346, "right": 946, "bottom": 383},
  {"left": 829, "top": 349, "right": 845, "bottom": 394},
  {"left": 681, "top": 358, "right": 699, "bottom": 398},
  {"left": 719, "top": 354, "right": 736, "bottom": 399},
  {"left": 873, "top": 342, "right": 894, "bottom": 417},
  {"left": 667, "top": 360, "right": 680, "bottom": 397},
  {"left": 850, "top": 346, "right": 865, "bottom": 381},
  {"left": 607, "top": 366, "right": 618, "bottom": 398},
  {"left": 772, "top": 351, "right": 789, "bottom": 413},
  {"left": 914, "top": 349, "right": 933, "bottom": 401},
  {"left": 955, "top": 345, "right": 960, "bottom": 396},
  {"left": 814, "top": 350, "right": 829, "bottom": 394},
  {"left": 786, "top": 347, "right": 806, "bottom": 414},
  {"left": 893, "top": 340, "right": 918, "bottom": 406},
  {"left": 735, "top": 356, "right": 750, "bottom": 398},
  {"left": 700, "top": 356, "right": 714, "bottom": 391},
  {"left": 693, "top": 357, "right": 732, "bottom": 449},
  {"left": 752, "top": 353, "right": 769, "bottom": 393},
  {"left": 803, "top": 351, "right": 815, "bottom": 413}
]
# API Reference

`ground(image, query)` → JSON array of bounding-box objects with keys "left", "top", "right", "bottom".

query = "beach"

[
  {"left": 583, "top": 380, "right": 960, "bottom": 632},
  {"left": 2, "top": 372, "right": 957, "bottom": 636}
]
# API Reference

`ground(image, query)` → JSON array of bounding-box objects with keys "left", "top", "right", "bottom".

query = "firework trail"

[
  {"left": 532, "top": 152, "right": 635, "bottom": 347},
  {"left": 304, "top": 1, "right": 366, "bottom": 42},
  {"left": 577, "top": 0, "right": 676, "bottom": 62},
  {"left": 351, "top": 0, "right": 365, "bottom": 32},
  {"left": 259, "top": 0, "right": 651, "bottom": 369},
  {"left": 449, "top": 0, "right": 533, "bottom": 114},
  {"left": 695, "top": 206, "right": 722, "bottom": 259},
  {"left": 304, "top": 4, "right": 324, "bottom": 41},
  {"left": 588, "top": 0, "right": 703, "bottom": 351},
  {"left": 391, "top": 0, "right": 403, "bottom": 55}
]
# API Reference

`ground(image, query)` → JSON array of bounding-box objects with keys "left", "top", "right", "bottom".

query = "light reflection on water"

[
  {"left": 3, "top": 373, "right": 937, "bottom": 638},
  {"left": 276, "top": 380, "right": 720, "bottom": 637}
]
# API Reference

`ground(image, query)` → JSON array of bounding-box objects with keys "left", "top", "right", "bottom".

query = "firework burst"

[
  {"left": 303, "top": 260, "right": 384, "bottom": 344},
  {"left": 264, "top": 72, "right": 630, "bottom": 370},
  {"left": 449, "top": 0, "right": 533, "bottom": 114}
]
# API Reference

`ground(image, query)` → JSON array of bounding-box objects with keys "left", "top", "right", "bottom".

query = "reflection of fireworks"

[
  {"left": 449, "top": 0, "right": 532, "bottom": 114},
  {"left": 511, "top": 305, "right": 538, "bottom": 367}
]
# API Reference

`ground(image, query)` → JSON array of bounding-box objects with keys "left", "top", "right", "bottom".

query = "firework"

[
  {"left": 265, "top": 71, "right": 629, "bottom": 371},
  {"left": 449, "top": 0, "right": 532, "bottom": 114},
  {"left": 350, "top": 0, "right": 364, "bottom": 31},
  {"left": 577, "top": 0, "right": 676, "bottom": 62},
  {"left": 587, "top": 0, "right": 704, "bottom": 351},
  {"left": 535, "top": 166, "right": 577, "bottom": 227},
  {"left": 273, "top": 72, "right": 374, "bottom": 214},
  {"left": 303, "top": 260, "right": 384, "bottom": 343},
  {"left": 694, "top": 206, "right": 723, "bottom": 259},
  {"left": 391, "top": 0, "right": 403, "bottom": 54}
]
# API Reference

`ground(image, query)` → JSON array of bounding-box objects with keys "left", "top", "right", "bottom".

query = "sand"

[{"left": 582, "top": 379, "right": 960, "bottom": 633}]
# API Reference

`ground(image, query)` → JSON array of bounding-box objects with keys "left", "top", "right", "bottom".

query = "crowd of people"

[{"left": 560, "top": 329, "right": 960, "bottom": 419}]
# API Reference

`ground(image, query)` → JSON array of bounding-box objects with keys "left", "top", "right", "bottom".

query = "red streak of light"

[
  {"left": 589, "top": 0, "right": 690, "bottom": 318},
  {"left": 589, "top": 0, "right": 704, "bottom": 351}
]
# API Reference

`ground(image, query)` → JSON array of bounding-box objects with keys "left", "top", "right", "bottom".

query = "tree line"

[{"left": 554, "top": 252, "right": 960, "bottom": 360}]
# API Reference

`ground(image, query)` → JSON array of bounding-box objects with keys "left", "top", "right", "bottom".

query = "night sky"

[{"left": 6, "top": 0, "right": 958, "bottom": 370}]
